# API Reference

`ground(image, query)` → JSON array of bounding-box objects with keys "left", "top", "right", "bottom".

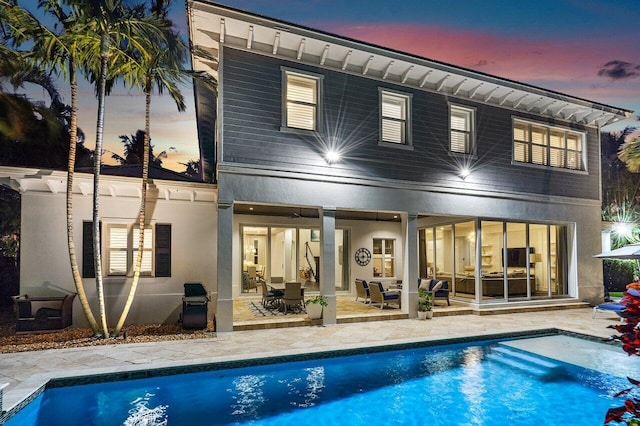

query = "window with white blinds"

[
  {"left": 107, "top": 224, "right": 154, "bottom": 276},
  {"left": 284, "top": 71, "right": 319, "bottom": 131},
  {"left": 450, "top": 105, "right": 474, "bottom": 154},
  {"left": 513, "top": 120, "right": 584, "bottom": 170},
  {"left": 380, "top": 91, "right": 410, "bottom": 144}
]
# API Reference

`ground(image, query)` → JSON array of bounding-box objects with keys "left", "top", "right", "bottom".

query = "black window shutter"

[
  {"left": 82, "top": 221, "right": 101, "bottom": 278},
  {"left": 155, "top": 224, "right": 172, "bottom": 277}
]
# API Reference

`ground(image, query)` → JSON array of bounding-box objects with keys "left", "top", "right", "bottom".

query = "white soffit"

[
  {"left": 0, "top": 167, "right": 217, "bottom": 203},
  {"left": 188, "top": 1, "right": 632, "bottom": 127}
]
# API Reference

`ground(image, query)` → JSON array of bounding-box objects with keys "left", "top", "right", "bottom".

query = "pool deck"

[{"left": 0, "top": 307, "right": 624, "bottom": 418}]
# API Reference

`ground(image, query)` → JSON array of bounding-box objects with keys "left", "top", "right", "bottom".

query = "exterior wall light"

[
  {"left": 325, "top": 150, "right": 340, "bottom": 164},
  {"left": 613, "top": 222, "right": 633, "bottom": 238},
  {"left": 459, "top": 168, "right": 470, "bottom": 180}
]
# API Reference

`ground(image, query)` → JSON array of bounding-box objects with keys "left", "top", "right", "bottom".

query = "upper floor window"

[
  {"left": 380, "top": 90, "right": 411, "bottom": 145},
  {"left": 282, "top": 69, "right": 321, "bottom": 131},
  {"left": 513, "top": 119, "right": 585, "bottom": 171},
  {"left": 450, "top": 104, "right": 475, "bottom": 154},
  {"left": 373, "top": 238, "right": 395, "bottom": 278}
]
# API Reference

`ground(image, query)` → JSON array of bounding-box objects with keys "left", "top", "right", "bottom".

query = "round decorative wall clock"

[{"left": 355, "top": 247, "right": 372, "bottom": 266}]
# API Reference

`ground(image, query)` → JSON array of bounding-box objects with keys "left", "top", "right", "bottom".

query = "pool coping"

[{"left": 0, "top": 327, "right": 621, "bottom": 424}]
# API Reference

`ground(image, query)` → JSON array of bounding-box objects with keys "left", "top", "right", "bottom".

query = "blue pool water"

[{"left": 5, "top": 338, "right": 633, "bottom": 425}]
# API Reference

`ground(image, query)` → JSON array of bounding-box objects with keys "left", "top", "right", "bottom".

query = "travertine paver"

[{"left": 0, "top": 308, "right": 622, "bottom": 415}]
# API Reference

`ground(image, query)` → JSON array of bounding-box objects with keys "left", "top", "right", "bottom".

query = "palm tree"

[
  {"left": 112, "top": 0, "right": 186, "bottom": 336},
  {"left": 112, "top": 129, "right": 163, "bottom": 167},
  {"left": 1, "top": 0, "right": 102, "bottom": 334},
  {"left": 70, "top": 0, "right": 171, "bottom": 337},
  {"left": 618, "top": 136, "right": 640, "bottom": 173},
  {"left": 180, "top": 159, "right": 202, "bottom": 179}
]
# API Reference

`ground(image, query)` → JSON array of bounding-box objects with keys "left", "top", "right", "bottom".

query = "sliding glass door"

[
  {"left": 420, "top": 219, "right": 569, "bottom": 303},
  {"left": 240, "top": 225, "right": 350, "bottom": 294}
]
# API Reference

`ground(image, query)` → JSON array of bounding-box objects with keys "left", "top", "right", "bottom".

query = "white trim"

[
  {"left": 379, "top": 88, "right": 413, "bottom": 146},
  {"left": 512, "top": 117, "right": 588, "bottom": 173},
  {"left": 449, "top": 103, "right": 476, "bottom": 155},
  {"left": 281, "top": 67, "right": 324, "bottom": 133}
]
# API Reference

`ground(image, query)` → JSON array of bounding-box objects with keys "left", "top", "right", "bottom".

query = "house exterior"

[
  {"left": 0, "top": 2, "right": 632, "bottom": 332},
  {"left": 186, "top": 1, "right": 631, "bottom": 332}
]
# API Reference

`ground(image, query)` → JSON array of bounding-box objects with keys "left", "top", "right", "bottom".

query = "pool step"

[{"left": 486, "top": 346, "right": 564, "bottom": 380}]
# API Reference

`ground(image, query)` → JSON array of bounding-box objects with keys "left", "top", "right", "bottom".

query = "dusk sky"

[{"left": 19, "top": 0, "right": 640, "bottom": 171}]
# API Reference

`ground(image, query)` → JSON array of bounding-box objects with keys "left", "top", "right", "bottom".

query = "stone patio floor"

[{"left": 0, "top": 307, "right": 624, "bottom": 416}]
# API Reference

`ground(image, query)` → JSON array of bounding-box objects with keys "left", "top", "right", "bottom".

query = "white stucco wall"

[{"left": 18, "top": 174, "right": 217, "bottom": 327}]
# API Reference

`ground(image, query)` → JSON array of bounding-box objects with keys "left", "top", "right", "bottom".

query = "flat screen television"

[{"left": 503, "top": 247, "right": 533, "bottom": 267}]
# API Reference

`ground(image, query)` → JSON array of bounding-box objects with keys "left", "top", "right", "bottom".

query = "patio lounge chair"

[
  {"left": 355, "top": 278, "right": 370, "bottom": 303},
  {"left": 592, "top": 288, "right": 639, "bottom": 321},
  {"left": 368, "top": 281, "right": 400, "bottom": 309},
  {"left": 592, "top": 302, "right": 625, "bottom": 321}
]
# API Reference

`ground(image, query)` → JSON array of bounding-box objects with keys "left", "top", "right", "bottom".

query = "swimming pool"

[{"left": 4, "top": 336, "right": 633, "bottom": 425}]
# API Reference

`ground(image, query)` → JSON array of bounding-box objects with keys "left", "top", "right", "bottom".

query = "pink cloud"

[{"left": 324, "top": 23, "right": 638, "bottom": 83}]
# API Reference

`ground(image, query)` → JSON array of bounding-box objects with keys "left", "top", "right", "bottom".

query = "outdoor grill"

[{"left": 182, "top": 282, "right": 210, "bottom": 329}]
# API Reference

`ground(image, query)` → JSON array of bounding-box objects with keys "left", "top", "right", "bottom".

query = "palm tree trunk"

[
  {"left": 66, "top": 60, "right": 100, "bottom": 335},
  {"left": 113, "top": 87, "right": 151, "bottom": 336},
  {"left": 93, "top": 36, "right": 110, "bottom": 338}
]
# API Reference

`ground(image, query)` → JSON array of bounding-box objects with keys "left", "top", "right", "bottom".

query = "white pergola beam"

[
  {"left": 587, "top": 112, "right": 606, "bottom": 125},
  {"left": 574, "top": 110, "right": 592, "bottom": 122},
  {"left": 538, "top": 100, "right": 556, "bottom": 115},
  {"left": 483, "top": 86, "right": 499, "bottom": 102},
  {"left": 79, "top": 182, "right": 90, "bottom": 196},
  {"left": 550, "top": 103, "right": 570, "bottom": 116},
  {"left": 419, "top": 70, "right": 432, "bottom": 87},
  {"left": 436, "top": 74, "right": 450, "bottom": 91},
  {"left": 272, "top": 32, "right": 280, "bottom": 55},
  {"left": 246, "top": 26, "right": 253, "bottom": 49},
  {"left": 342, "top": 50, "right": 352, "bottom": 70},
  {"left": 562, "top": 108, "right": 580, "bottom": 120},
  {"left": 320, "top": 45, "right": 329, "bottom": 65},
  {"left": 219, "top": 19, "right": 225, "bottom": 43},
  {"left": 498, "top": 90, "right": 515, "bottom": 105},
  {"left": 600, "top": 115, "right": 618, "bottom": 127},
  {"left": 297, "top": 38, "right": 305, "bottom": 60},
  {"left": 452, "top": 78, "right": 467, "bottom": 96},
  {"left": 402, "top": 65, "right": 414, "bottom": 83},
  {"left": 382, "top": 60, "right": 394, "bottom": 79},
  {"left": 401, "top": 65, "right": 414, "bottom": 83},
  {"left": 46, "top": 180, "right": 59, "bottom": 194},
  {"left": 363, "top": 55, "right": 374, "bottom": 75},
  {"left": 468, "top": 82, "right": 483, "bottom": 99},
  {"left": 526, "top": 97, "right": 544, "bottom": 112},
  {"left": 512, "top": 94, "right": 528, "bottom": 109}
]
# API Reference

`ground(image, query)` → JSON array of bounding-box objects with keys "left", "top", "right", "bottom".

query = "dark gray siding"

[{"left": 221, "top": 47, "right": 600, "bottom": 200}]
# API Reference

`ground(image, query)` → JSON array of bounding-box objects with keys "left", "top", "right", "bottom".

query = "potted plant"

[
  {"left": 417, "top": 288, "right": 433, "bottom": 320},
  {"left": 305, "top": 295, "right": 327, "bottom": 320}
]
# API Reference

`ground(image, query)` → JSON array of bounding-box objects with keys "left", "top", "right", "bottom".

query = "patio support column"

[
  {"left": 402, "top": 212, "right": 419, "bottom": 317},
  {"left": 216, "top": 200, "right": 234, "bottom": 332},
  {"left": 320, "top": 207, "right": 336, "bottom": 325}
]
